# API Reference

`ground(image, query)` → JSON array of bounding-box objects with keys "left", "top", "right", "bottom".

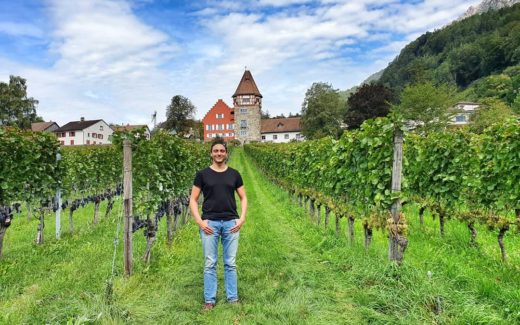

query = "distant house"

[
  {"left": 261, "top": 117, "right": 304, "bottom": 143},
  {"left": 111, "top": 124, "right": 151, "bottom": 140},
  {"left": 54, "top": 118, "right": 113, "bottom": 146},
  {"left": 450, "top": 102, "right": 480, "bottom": 125},
  {"left": 31, "top": 121, "right": 59, "bottom": 132},
  {"left": 202, "top": 99, "right": 235, "bottom": 142}
]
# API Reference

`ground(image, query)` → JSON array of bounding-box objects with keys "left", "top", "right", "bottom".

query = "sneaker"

[
  {"left": 228, "top": 299, "right": 240, "bottom": 305},
  {"left": 203, "top": 303, "right": 215, "bottom": 311}
]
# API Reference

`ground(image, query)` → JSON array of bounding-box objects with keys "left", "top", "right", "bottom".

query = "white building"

[
  {"left": 54, "top": 118, "right": 113, "bottom": 146},
  {"left": 450, "top": 102, "right": 480, "bottom": 125},
  {"left": 261, "top": 117, "right": 304, "bottom": 143}
]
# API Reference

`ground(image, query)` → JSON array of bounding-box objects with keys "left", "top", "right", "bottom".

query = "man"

[{"left": 190, "top": 137, "right": 247, "bottom": 310}]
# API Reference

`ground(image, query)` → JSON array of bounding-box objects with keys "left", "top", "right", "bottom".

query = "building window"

[
  {"left": 240, "top": 108, "right": 247, "bottom": 114},
  {"left": 60, "top": 141, "right": 64, "bottom": 145},
  {"left": 241, "top": 97, "right": 250, "bottom": 104},
  {"left": 455, "top": 115, "right": 466, "bottom": 122},
  {"left": 262, "top": 135, "right": 266, "bottom": 140},
  {"left": 218, "top": 124, "right": 224, "bottom": 130},
  {"left": 86, "top": 140, "right": 90, "bottom": 145},
  {"left": 92, "top": 133, "right": 97, "bottom": 138},
  {"left": 99, "top": 134, "right": 103, "bottom": 140},
  {"left": 69, "top": 131, "right": 75, "bottom": 137},
  {"left": 228, "top": 124, "right": 234, "bottom": 130},
  {"left": 273, "top": 135, "right": 278, "bottom": 140},
  {"left": 100, "top": 125, "right": 104, "bottom": 131},
  {"left": 240, "top": 130, "right": 246, "bottom": 136},
  {"left": 93, "top": 141, "right": 96, "bottom": 144},
  {"left": 240, "top": 120, "right": 247, "bottom": 128},
  {"left": 284, "top": 134, "right": 289, "bottom": 139},
  {"left": 87, "top": 133, "right": 90, "bottom": 137},
  {"left": 216, "top": 113, "right": 224, "bottom": 119},
  {"left": 296, "top": 133, "right": 301, "bottom": 139},
  {"left": 70, "top": 140, "right": 75, "bottom": 145}
]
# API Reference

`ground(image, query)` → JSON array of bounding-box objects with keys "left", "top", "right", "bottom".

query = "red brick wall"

[{"left": 202, "top": 99, "right": 235, "bottom": 142}]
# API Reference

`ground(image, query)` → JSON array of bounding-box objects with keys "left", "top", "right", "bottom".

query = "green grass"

[{"left": 1, "top": 148, "right": 520, "bottom": 324}]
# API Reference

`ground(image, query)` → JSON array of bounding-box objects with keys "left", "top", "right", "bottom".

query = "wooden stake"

[{"left": 389, "top": 129, "right": 407, "bottom": 263}]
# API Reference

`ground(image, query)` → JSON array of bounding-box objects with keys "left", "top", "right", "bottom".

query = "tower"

[{"left": 232, "top": 70, "right": 262, "bottom": 143}]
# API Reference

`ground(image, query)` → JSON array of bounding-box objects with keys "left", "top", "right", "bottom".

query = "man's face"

[{"left": 211, "top": 144, "right": 227, "bottom": 164}]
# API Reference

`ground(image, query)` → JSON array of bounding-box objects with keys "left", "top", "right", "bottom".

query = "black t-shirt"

[{"left": 193, "top": 167, "right": 244, "bottom": 220}]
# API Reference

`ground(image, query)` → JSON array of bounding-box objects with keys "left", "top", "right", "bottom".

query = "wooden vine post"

[
  {"left": 123, "top": 140, "right": 133, "bottom": 276},
  {"left": 389, "top": 129, "right": 407, "bottom": 263}
]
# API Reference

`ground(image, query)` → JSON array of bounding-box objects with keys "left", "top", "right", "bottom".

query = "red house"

[{"left": 202, "top": 99, "right": 235, "bottom": 142}]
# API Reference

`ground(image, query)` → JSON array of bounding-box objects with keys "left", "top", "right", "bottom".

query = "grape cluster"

[
  {"left": 131, "top": 195, "right": 190, "bottom": 236},
  {"left": 62, "top": 184, "right": 123, "bottom": 213},
  {"left": 0, "top": 206, "right": 13, "bottom": 228}
]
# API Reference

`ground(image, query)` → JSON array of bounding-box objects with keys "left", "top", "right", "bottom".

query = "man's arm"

[
  {"left": 190, "top": 185, "right": 213, "bottom": 234},
  {"left": 230, "top": 185, "right": 247, "bottom": 233}
]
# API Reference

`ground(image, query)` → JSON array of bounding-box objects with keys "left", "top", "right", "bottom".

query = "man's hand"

[
  {"left": 230, "top": 218, "right": 244, "bottom": 233},
  {"left": 199, "top": 220, "right": 214, "bottom": 235}
]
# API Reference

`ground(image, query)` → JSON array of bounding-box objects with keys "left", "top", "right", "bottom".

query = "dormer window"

[{"left": 277, "top": 123, "right": 284, "bottom": 129}]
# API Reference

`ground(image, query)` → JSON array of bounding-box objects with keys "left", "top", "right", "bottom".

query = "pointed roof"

[{"left": 232, "top": 70, "right": 262, "bottom": 98}]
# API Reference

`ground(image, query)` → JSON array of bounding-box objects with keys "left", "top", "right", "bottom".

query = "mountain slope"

[{"left": 378, "top": 3, "right": 520, "bottom": 92}]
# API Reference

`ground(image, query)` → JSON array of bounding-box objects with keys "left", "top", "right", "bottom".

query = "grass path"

[{"left": 1, "top": 148, "right": 520, "bottom": 324}]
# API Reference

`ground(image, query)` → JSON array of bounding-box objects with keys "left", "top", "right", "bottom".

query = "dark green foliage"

[
  {"left": 300, "top": 82, "right": 344, "bottom": 139},
  {"left": 0, "top": 128, "right": 60, "bottom": 205},
  {"left": 345, "top": 83, "right": 396, "bottom": 129},
  {"left": 0, "top": 76, "right": 42, "bottom": 129},
  {"left": 379, "top": 4, "right": 520, "bottom": 91},
  {"left": 163, "top": 95, "right": 196, "bottom": 136},
  {"left": 392, "top": 82, "right": 457, "bottom": 132}
]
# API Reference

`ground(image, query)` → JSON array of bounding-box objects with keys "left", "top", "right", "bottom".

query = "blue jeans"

[{"left": 200, "top": 219, "right": 240, "bottom": 304}]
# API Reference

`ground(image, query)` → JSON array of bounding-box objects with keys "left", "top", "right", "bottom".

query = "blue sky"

[{"left": 0, "top": 0, "right": 479, "bottom": 126}]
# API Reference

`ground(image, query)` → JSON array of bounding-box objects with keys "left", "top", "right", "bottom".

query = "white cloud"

[
  {"left": 0, "top": 0, "right": 181, "bottom": 126},
  {"left": 176, "top": 0, "right": 480, "bottom": 118}
]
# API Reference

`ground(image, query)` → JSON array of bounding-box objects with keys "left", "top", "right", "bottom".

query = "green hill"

[{"left": 378, "top": 3, "right": 520, "bottom": 98}]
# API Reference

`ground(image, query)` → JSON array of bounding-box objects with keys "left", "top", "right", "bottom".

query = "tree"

[
  {"left": 261, "top": 109, "right": 270, "bottom": 119},
  {"left": 0, "top": 75, "right": 42, "bottom": 129},
  {"left": 300, "top": 82, "right": 344, "bottom": 139},
  {"left": 471, "top": 74, "right": 515, "bottom": 104},
  {"left": 470, "top": 98, "right": 516, "bottom": 133},
  {"left": 344, "top": 83, "right": 396, "bottom": 129},
  {"left": 163, "top": 95, "right": 196, "bottom": 136},
  {"left": 392, "top": 82, "right": 456, "bottom": 132}
]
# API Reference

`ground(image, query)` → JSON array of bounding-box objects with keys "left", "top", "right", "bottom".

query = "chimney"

[{"left": 80, "top": 117, "right": 85, "bottom": 122}]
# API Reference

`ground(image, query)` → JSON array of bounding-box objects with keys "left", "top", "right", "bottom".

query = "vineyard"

[
  {"left": 1, "top": 124, "right": 520, "bottom": 323},
  {"left": 245, "top": 118, "right": 520, "bottom": 262},
  {"left": 0, "top": 128, "right": 208, "bottom": 262}
]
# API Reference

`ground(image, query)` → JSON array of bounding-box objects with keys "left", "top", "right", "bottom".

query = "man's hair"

[{"left": 210, "top": 137, "right": 227, "bottom": 152}]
